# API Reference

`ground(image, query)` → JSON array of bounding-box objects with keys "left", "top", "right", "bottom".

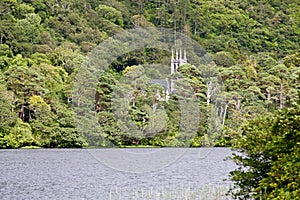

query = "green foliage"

[
  {"left": 0, "top": 85, "right": 17, "bottom": 133},
  {"left": 229, "top": 104, "right": 300, "bottom": 199},
  {"left": 213, "top": 51, "right": 236, "bottom": 67},
  {"left": 0, "top": 0, "right": 299, "bottom": 152},
  {"left": 95, "top": 4, "right": 123, "bottom": 26},
  {"left": 1, "top": 119, "right": 36, "bottom": 148}
]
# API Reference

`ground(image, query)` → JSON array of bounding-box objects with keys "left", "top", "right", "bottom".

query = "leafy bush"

[{"left": 229, "top": 103, "right": 300, "bottom": 199}]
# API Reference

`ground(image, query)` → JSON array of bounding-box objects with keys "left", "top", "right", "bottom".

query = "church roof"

[{"left": 150, "top": 79, "right": 169, "bottom": 90}]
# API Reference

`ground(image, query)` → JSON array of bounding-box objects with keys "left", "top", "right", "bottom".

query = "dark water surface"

[{"left": 0, "top": 148, "right": 235, "bottom": 199}]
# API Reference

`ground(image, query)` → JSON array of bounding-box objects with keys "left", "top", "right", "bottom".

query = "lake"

[{"left": 0, "top": 148, "right": 236, "bottom": 199}]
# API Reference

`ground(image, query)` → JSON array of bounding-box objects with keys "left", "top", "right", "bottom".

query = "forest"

[
  {"left": 0, "top": 0, "right": 298, "bottom": 148},
  {"left": 0, "top": 0, "right": 299, "bottom": 199}
]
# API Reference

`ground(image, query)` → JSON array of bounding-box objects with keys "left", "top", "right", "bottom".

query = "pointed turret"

[
  {"left": 171, "top": 49, "right": 174, "bottom": 61},
  {"left": 179, "top": 49, "right": 182, "bottom": 63},
  {"left": 183, "top": 49, "right": 187, "bottom": 63},
  {"left": 171, "top": 49, "right": 175, "bottom": 74}
]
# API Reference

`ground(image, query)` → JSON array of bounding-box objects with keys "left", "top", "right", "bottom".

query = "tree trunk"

[
  {"left": 19, "top": 104, "right": 24, "bottom": 121},
  {"left": 279, "top": 83, "right": 284, "bottom": 109},
  {"left": 194, "top": 18, "right": 197, "bottom": 35},
  {"left": 222, "top": 103, "right": 228, "bottom": 126},
  {"left": 235, "top": 99, "right": 241, "bottom": 111},
  {"left": 267, "top": 90, "right": 271, "bottom": 101}
]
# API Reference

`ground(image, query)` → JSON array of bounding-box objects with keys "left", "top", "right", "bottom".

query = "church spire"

[
  {"left": 171, "top": 49, "right": 175, "bottom": 74},
  {"left": 171, "top": 48, "right": 187, "bottom": 74},
  {"left": 179, "top": 49, "right": 182, "bottom": 63},
  {"left": 171, "top": 49, "right": 174, "bottom": 61}
]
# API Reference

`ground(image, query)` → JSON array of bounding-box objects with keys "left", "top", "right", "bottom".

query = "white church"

[{"left": 150, "top": 48, "right": 187, "bottom": 100}]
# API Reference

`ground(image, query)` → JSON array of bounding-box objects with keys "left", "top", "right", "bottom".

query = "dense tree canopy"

[
  {"left": 229, "top": 102, "right": 300, "bottom": 199},
  {"left": 0, "top": 0, "right": 299, "bottom": 149},
  {"left": 0, "top": 2, "right": 299, "bottom": 198}
]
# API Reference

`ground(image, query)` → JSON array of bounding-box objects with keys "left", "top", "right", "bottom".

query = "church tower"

[
  {"left": 169, "top": 48, "right": 187, "bottom": 93},
  {"left": 171, "top": 49, "right": 187, "bottom": 74},
  {"left": 151, "top": 49, "right": 188, "bottom": 101}
]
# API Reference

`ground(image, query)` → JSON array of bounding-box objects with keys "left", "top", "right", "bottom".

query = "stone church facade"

[{"left": 150, "top": 49, "right": 187, "bottom": 100}]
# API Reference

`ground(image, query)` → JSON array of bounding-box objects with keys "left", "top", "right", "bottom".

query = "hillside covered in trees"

[{"left": 0, "top": 0, "right": 299, "bottom": 148}]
